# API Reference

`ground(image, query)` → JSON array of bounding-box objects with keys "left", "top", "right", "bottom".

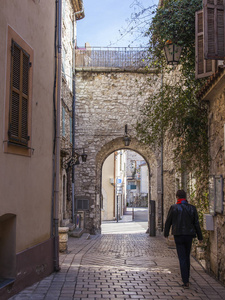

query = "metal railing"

[{"left": 75, "top": 47, "right": 151, "bottom": 69}]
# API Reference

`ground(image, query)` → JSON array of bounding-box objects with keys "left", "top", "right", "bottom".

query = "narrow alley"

[{"left": 10, "top": 211, "right": 225, "bottom": 300}]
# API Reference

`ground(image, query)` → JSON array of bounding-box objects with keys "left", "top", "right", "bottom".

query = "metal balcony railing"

[{"left": 75, "top": 47, "right": 151, "bottom": 69}]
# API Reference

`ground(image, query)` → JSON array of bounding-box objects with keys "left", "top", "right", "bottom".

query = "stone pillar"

[{"left": 58, "top": 227, "right": 69, "bottom": 252}]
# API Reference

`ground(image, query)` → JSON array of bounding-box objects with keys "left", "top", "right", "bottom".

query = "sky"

[{"left": 76, "top": 0, "right": 159, "bottom": 48}]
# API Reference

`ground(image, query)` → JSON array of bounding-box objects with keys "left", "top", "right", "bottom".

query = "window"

[
  {"left": 62, "top": 106, "right": 66, "bottom": 137},
  {"left": 195, "top": 1, "right": 225, "bottom": 78},
  {"left": 4, "top": 26, "right": 33, "bottom": 156},
  {"left": 63, "top": 175, "right": 66, "bottom": 219},
  {"left": 195, "top": 10, "right": 216, "bottom": 79},
  {"left": 69, "top": 67, "right": 73, "bottom": 91},
  {"left": 203, "top": 0, "right": 225, "bottom": 60},
  {"left": 77, "top": 199, "right": 89, "bottom": 210},
  {"left": 70, "top": 116, "right": 72, "bottom": 143},
  {"left": 8, "top": 41, "right": 30, "bottom": 146}
]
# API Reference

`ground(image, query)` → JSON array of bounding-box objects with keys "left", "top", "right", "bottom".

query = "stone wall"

[
  {"left": 201, "top": 73, "right": 225, "bottom": 284},
  {"left": 74, "top": 68, "right": 177, "bottom": 234},
  {"left": 59, "top": 0, "right": 75, "bottom": 224},
  {"left": 207, "top": 88, "right": 225, "bottom": 284}
]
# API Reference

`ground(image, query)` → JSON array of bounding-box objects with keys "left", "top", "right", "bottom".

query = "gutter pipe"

[
  {"left": 161, "top": 70, "right": 164, "bottom": 232},
  {"left": 51, "top": 0, "right": 58, "bottom": 238},
  {"left": 53, "top": 0, "right": 62, "bottom": 272},
  {"left": 72, "top": 3, "right": 84, "bottom": 224},
  {"left": 72, "top": 13, "right": 76, "bottom": 224}
]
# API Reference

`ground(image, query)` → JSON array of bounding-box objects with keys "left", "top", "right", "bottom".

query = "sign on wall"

[{"left": 209, "top": 175, "right": 224, "bottom": 215}]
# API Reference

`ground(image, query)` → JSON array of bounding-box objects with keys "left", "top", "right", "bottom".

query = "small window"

[
  {"left": 70, "top": 116, "right": 72, "bottom": 143},
  {"left": 8, "top": 41, "right": 30, "bottom": 146},
  {"left": 62, "top": 106, "right": 66, "bottom": 137},
  {"left": 69, "top": 67, "right": 73, "bottom": 91},
  {"left": 4, "top": 26, "right": 33, "bottom": 156},
  {"left": 77, "top": 199, "right": 89, "bottom": 210}
]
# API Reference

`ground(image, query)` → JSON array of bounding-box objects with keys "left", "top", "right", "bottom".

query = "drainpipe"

[
  {"left": 72, "top": 13, "right": 76, "bottom": 224},
  {"left": 53, "top": 0, "right": 62, "bottom": 272},
  {"left": 161, "top": 70, "right": 164, "bottom": 232},
  {"left": 72, "top": 6, "right": 84, "bottom": 224},
  {"left": 51, "top": 0, "right": 58, "bottom": 238}
]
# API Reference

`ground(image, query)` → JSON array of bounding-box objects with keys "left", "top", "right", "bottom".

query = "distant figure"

[{"left": 164, "top": 190, "right": 203, "bottom": 289}]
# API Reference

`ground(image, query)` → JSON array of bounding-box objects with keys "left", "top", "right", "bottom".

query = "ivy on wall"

[{"left": 136, "top": 0, "right": 209, "bottom": 226}]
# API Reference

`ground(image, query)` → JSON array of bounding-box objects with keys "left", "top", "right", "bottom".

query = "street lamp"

[
  {"left": 81, "top": 148, "right": 87, "bottom": 162},
  {"left": 123, "top": 124, "right": 131, "bottom": 146},
  {"left": 164, "top": 41, "right": 182, "bottom": 65},
  {"left": 61, "top": 147, "right": 87, "bottom": 170},
  {"left": 159, "top": 40, "right": 182, "bottom": 233}
]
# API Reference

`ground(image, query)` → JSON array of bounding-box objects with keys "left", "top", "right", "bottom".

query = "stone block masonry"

[
  {"left": 10, "top": 233, "right": 225, "bottom": 299},
  {"left": 74, "top": 68, "right": 176, "bottom": 234}
]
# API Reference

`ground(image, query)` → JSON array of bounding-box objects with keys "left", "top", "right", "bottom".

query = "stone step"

[
  {"left": 68, "top": 223, "right": 76, "bottom": 231},
  {"left": 69, "top": 228, "right": 84, "bottom": 238},
  {"left": 61, "top": 219, "right": 70, "bottom": 227},
  {"left": 82, "top": 233, "right": 91, "bottom": 240}
]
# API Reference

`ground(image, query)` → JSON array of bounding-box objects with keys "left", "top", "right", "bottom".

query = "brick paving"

[{"left": 10, "top": 216, "right": 225, "bottom": 300}]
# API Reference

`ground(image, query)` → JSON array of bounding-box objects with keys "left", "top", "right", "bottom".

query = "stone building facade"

[
  {"left": 59, "top": 0, "right": 84, "bottom": 226},
  {"left": 74, "top": 66, "right": 177, "bottom": 234},
  {"left": 198, "top": 68, "right": 225, "bottom": 284}
]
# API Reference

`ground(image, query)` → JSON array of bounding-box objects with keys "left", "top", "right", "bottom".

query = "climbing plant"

[{"left": 136, "top": 0, "right": 209, "bottom": 216}]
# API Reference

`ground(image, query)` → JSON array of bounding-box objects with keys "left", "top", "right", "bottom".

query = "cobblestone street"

[{"left": 10, "top": 212, "right": 225, "bottom": 300}]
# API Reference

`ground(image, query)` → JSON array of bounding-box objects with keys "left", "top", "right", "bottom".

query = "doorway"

[{"left": 101, "top": 150, "right": 149, "bottom": 234}]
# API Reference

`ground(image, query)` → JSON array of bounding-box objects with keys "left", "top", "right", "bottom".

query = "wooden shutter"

[
  {"left": 203, "top": 0, "right": 225, "bottom": 59},
  {"left": 9, "top": 40, "right": 30, "bottom": 145},
  {"left": 195, "top": 10, "right": 216, "bottom": 79}
]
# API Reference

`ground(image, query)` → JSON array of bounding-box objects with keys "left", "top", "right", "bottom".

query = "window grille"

[{"left": 77, "top": 199, "right": 89, "bottom": 210}]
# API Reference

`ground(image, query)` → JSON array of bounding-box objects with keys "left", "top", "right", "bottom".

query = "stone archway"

[
  {"left": 74, "top": 68, "right": 163, "bottom": 234},
  {"left": 94, "top": 137, "right": 159, "bottom": 234}
]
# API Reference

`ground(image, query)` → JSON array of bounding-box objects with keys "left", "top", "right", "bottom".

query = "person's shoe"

[{"left": 182, "top": 283, "right": 190, "bottom": 289}]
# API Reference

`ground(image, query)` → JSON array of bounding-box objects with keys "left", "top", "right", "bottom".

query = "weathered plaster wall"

[{"left": 0, "top": 0, "right": 55, "bottom": 252}]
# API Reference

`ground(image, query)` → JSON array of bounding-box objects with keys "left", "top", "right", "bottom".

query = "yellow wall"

[
  {"left": 102, "top": 154, "right": 115, "bottom": 220},
  {"left": 0, "top": 0, "right": 55, "bottom": 252}
]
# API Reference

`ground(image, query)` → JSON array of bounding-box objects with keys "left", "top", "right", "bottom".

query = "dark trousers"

[{"left": 174, "top": 235, "right": 193, "bottom": 284}]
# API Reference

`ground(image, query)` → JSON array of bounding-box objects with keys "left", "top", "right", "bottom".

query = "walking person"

[{"left": 164, "top": 189, "right": 203, "bottom": 289}]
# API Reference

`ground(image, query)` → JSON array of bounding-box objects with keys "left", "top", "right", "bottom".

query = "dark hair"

[{"left": 176, "top": 189, "right": 186, "bottom": 198}]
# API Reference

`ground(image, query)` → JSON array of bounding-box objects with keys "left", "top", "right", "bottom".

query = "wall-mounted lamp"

[
  {"left": 164, "top": 40, "right": 182, "bottom": 65},
  {"left": 123, "top": 124, "right": 131, "bottom": 146},
  {"left": 81, "top": 148, "right": 87, "bottom": 162},
  {"left": 61, "top": 147, "right": 87, "bottom": 170}
]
